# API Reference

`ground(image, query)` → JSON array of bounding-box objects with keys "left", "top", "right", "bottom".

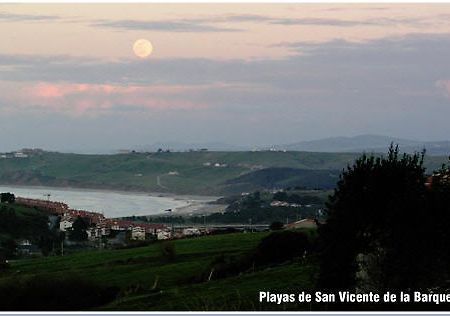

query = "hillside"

[
  {"left": 0, "top": 201, "right": 57, "bottom": 261},
  {"left": 0, "top": 151, "right": 447, "bottom": 195},
  {"left": 226, "top": 167, "right": 340, "bottom": 191},
  {"left": 0, "top": 202, "right": 51, "bottom": 244},
  {"left": 0, "top": 231, "right": 317, "bottom": 311}
]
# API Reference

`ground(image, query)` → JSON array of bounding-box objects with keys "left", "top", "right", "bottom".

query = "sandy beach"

[{"left": 172, "top": 200, "right": 227, "bottom": 215}]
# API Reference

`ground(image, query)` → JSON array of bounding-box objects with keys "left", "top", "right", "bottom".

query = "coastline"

[
  {"left": 170, "top": 200, "right": 227, "bottom": 216},
  {"left": 0, "top": 183, "right": 226, "bottom": 217},
  {"left": 0, "top": 182, "right": 220, "bottom": 201}
]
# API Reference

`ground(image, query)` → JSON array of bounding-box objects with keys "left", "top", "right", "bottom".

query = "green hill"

[
  {"left": 0, "top": 202, "right": 51, "bottom": 245},
  {"left": 0, "top": 151, "right": 447, "bottom": 195},
  {"left": 0, "top": 231, "right": 317, "bottom": 311}
]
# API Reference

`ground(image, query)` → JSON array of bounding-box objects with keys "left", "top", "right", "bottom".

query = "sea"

[{"left": 0, "top": 185, "right": 192, "bottom": 218}]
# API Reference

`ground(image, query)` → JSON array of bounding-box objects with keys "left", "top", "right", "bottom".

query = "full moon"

[{"left": 133, "top": 39, "right": 153, "bottom": 58}]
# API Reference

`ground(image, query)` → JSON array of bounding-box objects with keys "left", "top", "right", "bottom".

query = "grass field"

[
  {"left": 0, "top": 151, "right": 447, "bottom": 195},
  {"left": 1, "top": 231, "right": 318, "bottom": 311}
]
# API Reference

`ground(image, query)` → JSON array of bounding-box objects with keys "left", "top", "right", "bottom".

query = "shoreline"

[
  {"left": 0, "top": 183, "right": 225, "bottom": 216},
  {"left": 0, "top": 183, "right": 220, "bottom": 201}
]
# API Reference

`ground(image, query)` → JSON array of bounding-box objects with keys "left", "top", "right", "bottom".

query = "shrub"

[
  {"left": 254, "top": 230, "right": 310, "bottom": 266},
  {"left": 210, "top": 253, "right": 252, "bottom": 279},
  {"left": 159, "top": 241, "right": 176, "bottom": 261},
  {"left": 0, "top": 193, "right": 15, "bottom": 204},
  {"left": 269, "top": 221, "right": 284, "bottom": 230}
]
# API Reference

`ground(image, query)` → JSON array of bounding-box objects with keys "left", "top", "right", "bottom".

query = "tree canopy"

[
  {"left": 69, "top": 217, "right": 89, "bottom": 242},
  {"left": 318, "top": 145, "right": 450, "bottom": 294},
  {"left": 0, "top": 193, "right": 15, "bottom": 204}
]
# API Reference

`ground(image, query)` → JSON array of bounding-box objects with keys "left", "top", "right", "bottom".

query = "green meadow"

[{"left": 1, "top": 231, "right": 317, "bottom": 311}]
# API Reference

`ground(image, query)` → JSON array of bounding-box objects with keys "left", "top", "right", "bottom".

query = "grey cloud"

[
  {"left": 320, "top": 6, "right": 390, "bottom": 12},
  {"left": 221, "top": 14, "right": 273, "bottom": 22},
  {"left": 89, "top": 13, "right": 427, "bottom": 34},
  {"left": 271, "top": 17, "right": 426, "bottom": 26},
  {"left": 223, "top": 14, "right": 428, "bottom": 27},
  {"left": 91, "top": 18, "right": 241, "bottom": 32},
  {"left": 271, "top": 17, "right": 374, "bottom": 26},
  {"left": 0, "top": 11, "right": 59, "bottom": 22}
]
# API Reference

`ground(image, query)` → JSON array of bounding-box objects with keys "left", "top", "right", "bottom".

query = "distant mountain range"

[
  {"left": 100, "top": 135, "right": 450, "bottom": 156},
  {"left": 139, "top": 135, "right": 450, "bottom": 156},
  {"left": 279, "top": 135, "right": 450, "bottom": 156}
]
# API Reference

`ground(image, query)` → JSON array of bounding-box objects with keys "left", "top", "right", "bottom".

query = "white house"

[
  {"left": 59, "top": 218, "right": 74, "bottom": 231},
  {"left": 87, "top": 227, "right": 99, "bottom": 240},
  {"left": 131, "top": 226, "right": 146, "bottom": 240},
  {"left": 270, "top": 200, "right": 290, "bottom": 207},
  {"left": 100, "top": 226, "right": 111, "bottom": 236},
  {"left": 14, "top": 152, "right": 28, "bottom": 158},
  {"left": 157, "top": 229, "right": 171, "bottom": 240},
  {"left": 182, "top": 228, "right": 201, "bottom": 237}
]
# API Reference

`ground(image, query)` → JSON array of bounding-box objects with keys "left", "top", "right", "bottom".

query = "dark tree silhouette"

[
  {"left": 69, "top": 217, "right": 89, "bottom": 242},
  {"left": 318, "top": 145, "right": 430, "bottom": 293},
  {"left": 254, "top": 230, "right": 310, "bottom": 266},
  {"left": 269, "top": 221, "right": 284, "bottom": 230},
  {"left": 0, "top": 192, "right": 15, "bottom": 204},
  {"left": 273, "top": 191, "right": 288, "bottom": 201}
]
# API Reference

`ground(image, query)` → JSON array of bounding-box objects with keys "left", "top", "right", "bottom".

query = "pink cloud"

[
  {"left": 30, "top": 82, "right": 142, "bottom": 98},
  {"left": 436, "top": 79, "right": 450, "bottom": 98},
  {"left": 28, "top": 82, "right": 215, "bottom": 99},
  {"left": 20, "top": 82, "right": 209, "bottom": 115},
  {"left": 32, "top": 82, "right": 65, "bottom": 98}
]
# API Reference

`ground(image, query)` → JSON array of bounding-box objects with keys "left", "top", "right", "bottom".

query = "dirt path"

[{"left": 156, "top": 175, "right": 168, "bottom": 189}]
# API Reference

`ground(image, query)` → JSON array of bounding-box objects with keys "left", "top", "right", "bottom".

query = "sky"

[{"left": 1, "top": 4, "right": 450, "bottom": 152}]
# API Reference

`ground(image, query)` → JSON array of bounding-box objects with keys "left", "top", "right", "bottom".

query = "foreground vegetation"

[
  {"left": 0, "top": 231, "right": 317, "bottom": 310},
  {"left": 318, "top": 146, "right": 450, "bottom": 310},
  {"left": 0, "top": 202, "right": 56, "bottom": 258}
]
